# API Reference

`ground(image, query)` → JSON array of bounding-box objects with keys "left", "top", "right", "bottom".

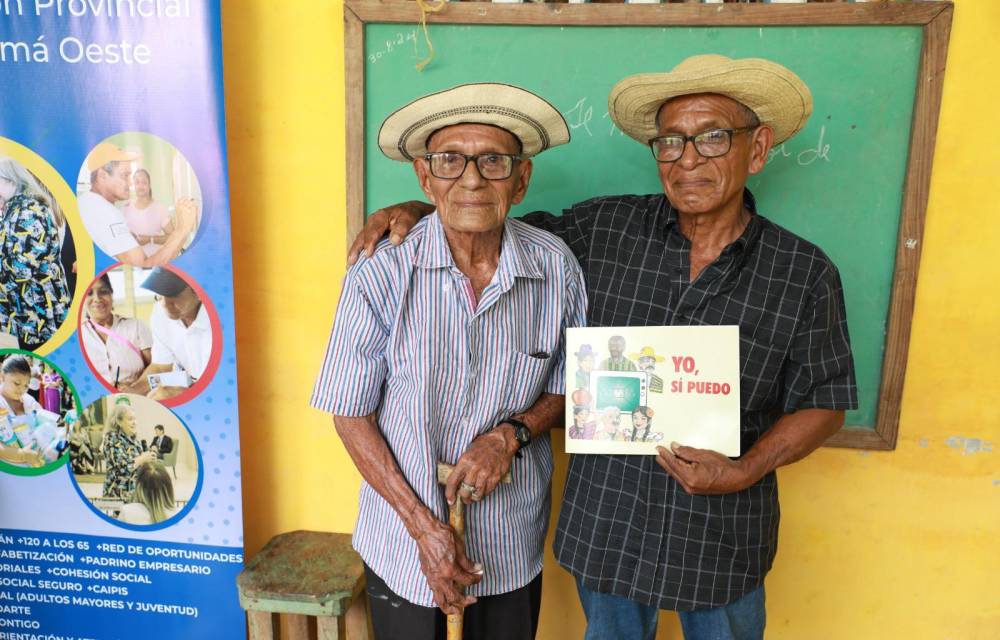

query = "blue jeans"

[{"left": 576, "top": 578, "right": 766, "bottom": 640}]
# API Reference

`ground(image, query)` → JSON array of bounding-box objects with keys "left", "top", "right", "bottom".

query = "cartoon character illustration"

[
  {"left": 574, "top": 344, "right": 596, "bottom": 390},
  {"left": 594, "top": 407, "right": 621, "bottom": 441},
  {"left": 630, "top": 406, "right": 663, "bottom": 443},
  {"left": 568, "top": 406, "right": 596, "bottom": 440},
  {"left": 630, "top": 346, "right": 665, "bottom": 393},
  {"left": 600, "top": 335, "right": 637, "bottom": 372}
]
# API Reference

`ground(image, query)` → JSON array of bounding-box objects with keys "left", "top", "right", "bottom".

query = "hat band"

[{"left": 398, "top": 104, "right": 551, "bottom": 161}]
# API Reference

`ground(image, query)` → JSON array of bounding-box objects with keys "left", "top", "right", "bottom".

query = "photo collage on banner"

[{"left": 0, "top": 4, "right": 245, "bottom": 638}]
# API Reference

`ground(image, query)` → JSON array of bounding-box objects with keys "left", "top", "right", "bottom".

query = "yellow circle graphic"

[{"left": 0, "top": 137, "right": 95, "bottom": 355}]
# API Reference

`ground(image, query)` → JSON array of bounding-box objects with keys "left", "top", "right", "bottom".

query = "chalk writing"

[
  {"left": 367, "top": 30, "right": 417, "bottom": 65},
  {"left": 564, "top": 97, "right": 594, "bottom": 137},
  {"left": 601, "top": 110, "right": 626, "bottom": 137},
  {"left": 767, "top": 125, "right": 832, "bottom": 167},
  {"left": 797, "top": 125, "right": 831, "bottom": 165}
]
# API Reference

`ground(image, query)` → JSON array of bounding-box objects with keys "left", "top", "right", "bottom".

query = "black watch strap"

[{"left": 499, "top": 418, "right": 531, "bottom": 458}]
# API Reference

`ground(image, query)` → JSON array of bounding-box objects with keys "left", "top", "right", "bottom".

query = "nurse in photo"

[{"left": 80, "top": 272, "right": 153, "bottom": 389}]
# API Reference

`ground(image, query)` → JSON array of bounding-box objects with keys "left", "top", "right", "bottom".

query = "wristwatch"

[{"left": 499, "top": 418, "right": 531, "bottom": 458}]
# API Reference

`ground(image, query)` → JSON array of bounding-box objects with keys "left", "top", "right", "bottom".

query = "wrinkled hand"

[
  {"left": 347, "top": 200, "right": 431, "bottom": 265},
  {"left": 412, "top": 516, "right": 482, "bottom": 615},
  {"left": 173, "top": 198, "right": 199, "bottom": 234},
  {"left": 656, "top": 442, "right": 756, "bottom": 495},
  {"left": 446, "top": 428, "right": 516, "bottom": 506}
]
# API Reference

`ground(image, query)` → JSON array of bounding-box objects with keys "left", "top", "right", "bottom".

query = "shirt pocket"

[{"left": 503, "top": 350, "right": 552, "bottom": 414}]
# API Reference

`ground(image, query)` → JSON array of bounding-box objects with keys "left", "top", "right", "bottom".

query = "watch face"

[{"left": 515, "top": 424, "right": 531, "bottom": 445}]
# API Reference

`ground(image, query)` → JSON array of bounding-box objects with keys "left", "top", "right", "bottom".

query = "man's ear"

[
  {"left": 509, "top": 159, "right": 533, "bottom": 205},
  {"left": 413, "top": 159, "right": 436, "bottom": 203},
  {"left": 747, "top": 125, "right": 774, "bottom": 176}
]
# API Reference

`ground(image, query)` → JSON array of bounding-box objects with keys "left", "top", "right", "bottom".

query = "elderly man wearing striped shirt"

[{"left": 312, "top": 84, "right": 586, "bottom": 640}]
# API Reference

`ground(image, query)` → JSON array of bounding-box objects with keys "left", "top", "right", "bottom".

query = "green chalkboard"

[{"left": 347, "top": 2, "right": 952, "bottom": 448}]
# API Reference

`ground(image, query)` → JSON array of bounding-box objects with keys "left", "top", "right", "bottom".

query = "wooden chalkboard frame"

[{"left": 343, "top": 0, "right": 953, "bottom": 451}]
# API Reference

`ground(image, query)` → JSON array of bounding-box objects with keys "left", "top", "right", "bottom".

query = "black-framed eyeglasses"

[
  {"left": 423, "top": 152, "right": 522, "bottom": 180},
  {"left": 648, "top": 126, "right": 757, "bottom": 163}
]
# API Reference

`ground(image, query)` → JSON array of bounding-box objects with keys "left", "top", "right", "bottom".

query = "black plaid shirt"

[{"left": 522, "top": 191, "right": 857, "bottom": 611}]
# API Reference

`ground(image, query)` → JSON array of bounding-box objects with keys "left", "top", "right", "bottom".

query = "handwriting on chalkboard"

[
  {"left": 564, "top": 97, "right": 627, "bottom": 138},
  {"left": 367, "top": 30, "right": 418, "bottom": 65},
  {"left": 769, "top": 125, "right": 831, "bottom": 166},
  {"left": 564, "top": 97, "right": 594, "bottom": 137}
]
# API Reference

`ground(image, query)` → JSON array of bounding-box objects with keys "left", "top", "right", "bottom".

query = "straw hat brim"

[
  {"left": 379, "top": 83, "right": 571, "bottom": 162},
  {"left": 609, "top": 56, "right": 813, "bottom": 146}
]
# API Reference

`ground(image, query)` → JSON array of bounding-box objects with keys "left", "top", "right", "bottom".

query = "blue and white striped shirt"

[{"left": 311, "top": 212, "right": 587, "bottom": 607}]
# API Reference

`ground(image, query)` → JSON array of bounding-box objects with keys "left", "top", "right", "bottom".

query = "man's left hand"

[
  {"left": 445, "top": 428, "right": 517, "bottom": 505},
  {"left": 656, "top": 442, "right": 757, "bottom": 495}
]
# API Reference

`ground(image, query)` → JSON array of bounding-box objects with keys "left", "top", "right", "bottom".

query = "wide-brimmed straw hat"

[
  {"left": 609, "top": 54, "right": 813, "bottom": 146},
  {"left": 629, "top": 346, "right": 666, "bottom": 362},
  {"left": 378, "top": 83, "right": 570, "bottom": 162}
]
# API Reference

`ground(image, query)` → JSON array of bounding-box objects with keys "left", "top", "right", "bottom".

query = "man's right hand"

[
  {"left": 347, "top": 200, "right": 434, "bottom": 265},
  {"left": 408, "top": 509, "right": 483, "bottom": 615}
]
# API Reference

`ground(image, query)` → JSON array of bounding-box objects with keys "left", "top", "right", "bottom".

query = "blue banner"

[{"left": 0, "top": 3, "right": 244, "bottom": 638}]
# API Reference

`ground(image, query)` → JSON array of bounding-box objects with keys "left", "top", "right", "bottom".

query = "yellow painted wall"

[{"left": 222, "top": 1, "right": 1000, "bottom": 637}]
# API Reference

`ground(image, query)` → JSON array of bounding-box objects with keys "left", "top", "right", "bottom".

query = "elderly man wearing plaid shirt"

[{"left": 351, "top": 56, "right": 858, "bottom": 640}]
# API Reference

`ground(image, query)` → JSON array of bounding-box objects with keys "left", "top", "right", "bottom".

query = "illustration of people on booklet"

[
  {"left": 628, "top": 406, "right": 663, "bottom": 443},
  {"left": 574, "top": 344, "right": 596, "bottom": 391},
  {"left": 568, "top": 406, "right": 596, "bottom": 440},
  {"left": 599, "top": 335, "right": 636, "bottom": 371},
  {"left": 630, "top": 346, "right": 665, "bottom": 393}
]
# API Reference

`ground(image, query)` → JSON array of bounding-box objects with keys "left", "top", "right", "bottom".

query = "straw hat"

[
  {"left": 609, "top": 54, "right": 813, "bottom": 146},
  {"left": 378, "top": 83, "right": 570, "bottom": 162},
  {"left": 629, "top": 346, "right": 666, "bottom": 362}
]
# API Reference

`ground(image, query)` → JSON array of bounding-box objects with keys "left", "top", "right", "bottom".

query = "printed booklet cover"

[{"left": 565, "top": 326, "right": 741, "bottom": 456}]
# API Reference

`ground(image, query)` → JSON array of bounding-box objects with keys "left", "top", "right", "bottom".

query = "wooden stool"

[{"left": 237, "top": 530, "right": 371, "bottom": 640}]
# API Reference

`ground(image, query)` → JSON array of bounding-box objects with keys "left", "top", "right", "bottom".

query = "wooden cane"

[
  {"left": 436, "top": 462, "right": 512, "bottom": 640},
  {"left": 445, "top": 495, "right": 465, "bottom": 640}
]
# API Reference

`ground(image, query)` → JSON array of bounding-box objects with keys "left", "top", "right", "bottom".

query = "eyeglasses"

[
  {"left": 648, "top": 126, "right": 757, "bottom": 163},
  {"left": 423, "top": 152, "right": 522, "bottom": 180}
]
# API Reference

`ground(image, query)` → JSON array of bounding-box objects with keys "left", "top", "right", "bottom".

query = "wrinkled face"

[
  {"left": 414, "top": 124, "right": 532, "bottom": 234},
  {"left": 0, "top": 177, "right": 16, "bottom": 209},
  {"left": 655, "top": 93, "right": 771, "bottom": 216},
  {"left": 579, "top": 354, "right": 595, "bottom": 373},
  {"left": 99, "top": 162, "right": 132, "bottom": 203},
  {"left": 608, "top": 337, "right": 626, "bottom": 358},
  {"left": 0, "top": 372, "right": 30, "bottom": 402},
  {"left": 134, "top": 171, "right": 151, "bottom": 198},
  {"left": 118, "top": 408, "right": 137, "bottom": 436},
  {"left": 160, "top": 286, "right": 201, "bottom": 322},
  {"left": 86, "top": 280, "right": 114, "bottom": 323}
]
